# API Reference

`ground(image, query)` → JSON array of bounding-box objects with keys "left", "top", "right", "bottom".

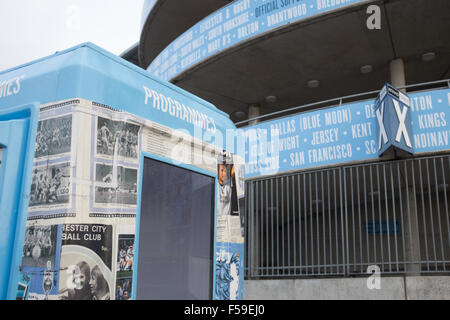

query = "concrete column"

[
  {"left": 391, "top": 59, "right": 421, "bottom": 274},
  {"left": 248, "top": 104, "right": 261, "bottom": 126},
  {"left": 405, "top": 187, "right": 421, "bottom": 275},
  {"left": 390, "top": 58, "right": 406, "bottom": 93},
  {"left": 249, "top": 183, "right": 260, "bottom": 278},
  {"left": 248, "top": 104, "right": 261, "bottom": 277}
]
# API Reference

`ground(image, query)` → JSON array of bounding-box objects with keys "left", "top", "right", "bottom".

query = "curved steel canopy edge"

[
  {"left": 147, "top": 0, "right": 372, "bottom": 81},
  {"left": 139, "top": 0, "right": 232, "bottom": 69}
]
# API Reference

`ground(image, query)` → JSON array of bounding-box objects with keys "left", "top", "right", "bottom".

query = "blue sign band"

[
  {"left": 147, "top": 0, "right": 367, "bottom": 80},
  {"left": 244, "top": 88, "right": 450, "bottom": 178}
]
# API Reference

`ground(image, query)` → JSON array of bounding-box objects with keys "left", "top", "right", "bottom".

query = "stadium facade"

[{"left": 125, "top": 0, "right": 450, "bottom": 299}]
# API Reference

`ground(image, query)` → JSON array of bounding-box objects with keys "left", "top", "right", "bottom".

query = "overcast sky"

[{"left": 0, "top": 0, "right": 145, "bottom": 71}]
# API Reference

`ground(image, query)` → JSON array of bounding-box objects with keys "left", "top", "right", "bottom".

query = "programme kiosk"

[{"left": 0, "top": 43, "right": 245, "bottom": 300}]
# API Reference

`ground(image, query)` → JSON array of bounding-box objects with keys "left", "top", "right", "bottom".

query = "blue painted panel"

[
  {"left": 375, "top": 83, "right": 413, "bottom": 156},
  {"left": 365, "top": 220, "right": 401, "bottom": 236},
  {"left": 0, "top": 106, "right": 38, "bottom": 299}
]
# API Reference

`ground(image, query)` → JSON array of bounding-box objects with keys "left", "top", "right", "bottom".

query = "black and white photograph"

[
  {"left": 34, "top": 115, "right": 72, "bottom": 158},
  {"left": 59, "top": 224, "right": 113, "bottom": 300},
  {"left": 96, "top": 116, "right": 140, "bottom": 159},
  {"left": 29, "top": 162, "right": 71, "bottom": 207},
  {"left": 94, "top": 163, "right": 138, "bottom": 206},
  {"left": 21, "top": 225, "right": 58, "bottom": 269},
  {"left": 59, "top": 259, "right": 111, "bottom": 300}
]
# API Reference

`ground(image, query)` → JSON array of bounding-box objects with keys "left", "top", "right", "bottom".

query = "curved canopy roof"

[
  {"left": 139, "top": 0, "right": 232, "bottom": 69},
  {"left": 142, "top": 0, "right": 450, "bottom": 122}
]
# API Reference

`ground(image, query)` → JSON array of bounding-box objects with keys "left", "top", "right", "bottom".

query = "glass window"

[{"left": 136, "top": 158, "right": 215, "bottom": 299}]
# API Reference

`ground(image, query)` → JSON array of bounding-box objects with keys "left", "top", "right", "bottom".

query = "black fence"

[{"left": 245, "top": 154, "right": 450, "bottom": 278}]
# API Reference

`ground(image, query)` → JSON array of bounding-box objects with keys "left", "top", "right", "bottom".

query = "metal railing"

[
  {"left": 245, "top": 154, "right": 450, "bottom": 278},
  {"left": 236, "top": 79, "right": 450, "bottom": 127}
]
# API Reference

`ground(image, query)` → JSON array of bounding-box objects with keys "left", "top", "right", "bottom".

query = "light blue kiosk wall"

[{"left": 0, "top": 43, "right": 245, "bottom": 300}]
